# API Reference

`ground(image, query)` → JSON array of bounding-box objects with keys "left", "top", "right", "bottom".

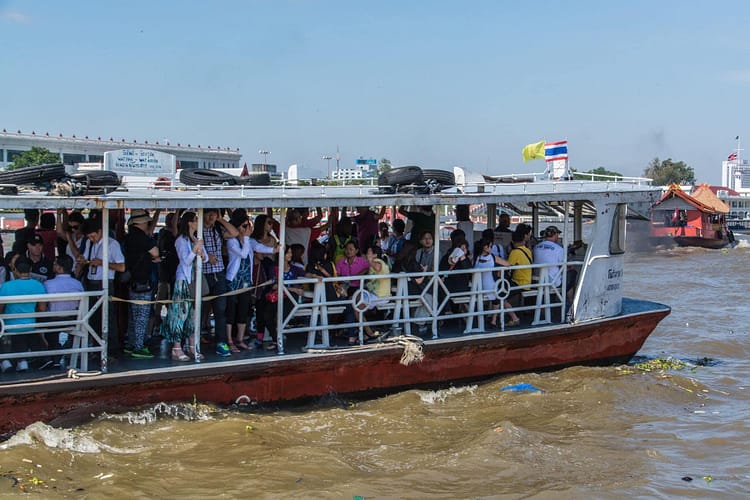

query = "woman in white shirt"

[{"left": 161, "top": 211, "right": 206, "bottom": 361}]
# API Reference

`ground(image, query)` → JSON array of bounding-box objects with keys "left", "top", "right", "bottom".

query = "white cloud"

[
  {"left": 0, "top": 9, "right": 30, "bottom": 24},
  {"left": 723, "top": 69, "right": 750, "bottom": 84}
]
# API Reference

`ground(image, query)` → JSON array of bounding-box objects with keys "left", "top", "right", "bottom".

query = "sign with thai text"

[{"left": 104, "top": 148, "right": 176, "bottom": 177}]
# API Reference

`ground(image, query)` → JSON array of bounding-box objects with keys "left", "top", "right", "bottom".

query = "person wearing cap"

[
  {"left": 26, "top": 234, "right": 54, "bottom": 282},
  {"left": 123, "top": 209, "right": 161, "bottom": 359},
  {"left": 532, "top": 226, "right": 565, "bottom": 288},
  {"left": 79, "top": 218, "right": 126, "bottom": 358}
]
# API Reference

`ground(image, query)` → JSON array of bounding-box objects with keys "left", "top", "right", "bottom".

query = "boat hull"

[
  {"left": 673, "top": 236, "right": 731, "bottom": 249},
  {"left": 0, "top": 299, "right": 670, "bottom": 439}
]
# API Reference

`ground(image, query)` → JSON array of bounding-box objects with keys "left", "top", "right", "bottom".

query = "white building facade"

[{"left": 0, "top": 129, "right": 242, "bottom": 170}]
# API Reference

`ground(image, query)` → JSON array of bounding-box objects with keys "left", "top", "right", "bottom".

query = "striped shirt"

[{"left": 202, "top": 225, "right": 225, "bottom": 274}]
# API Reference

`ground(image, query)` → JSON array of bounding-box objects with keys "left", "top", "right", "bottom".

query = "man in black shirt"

[
  {"left": 123, "top": 209, "right": 160, "bottom": 358},
  {"left": 26, "top": 234, "right": 54, "bottom": 282}
]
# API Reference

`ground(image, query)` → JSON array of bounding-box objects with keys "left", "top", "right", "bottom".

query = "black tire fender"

[
  {"left": 0, "top": 163, "right": 66, "bottom": 185},
  {"left": 179, "top": 168, "right": 237, "bottom": 186},
  {"left": 378, "top": 166, "right": 424, "bottom": 186},
  {"left": 422, "top": 169, "right": 455, "bottom": 186}
]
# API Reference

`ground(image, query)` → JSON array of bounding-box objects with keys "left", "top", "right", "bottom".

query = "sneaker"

[
  {"left": 123, "top": 345, "right": 134, "bottom": 355},
  {"left": 215, "top": 342, "right": 232, "bottom": 357},
  {"left": 130, "top": 347, "right": 154, "bottom": 359},
  {"left": 1, "top": 360, "right": 12, "bottom": 373},
  {"left": 16, "top": 360, "right": 28, "bottom": 372}
]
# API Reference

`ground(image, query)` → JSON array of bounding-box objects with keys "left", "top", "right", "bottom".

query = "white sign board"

[{"left": 104, "top": 148, "right": 176, "bottom": 177}]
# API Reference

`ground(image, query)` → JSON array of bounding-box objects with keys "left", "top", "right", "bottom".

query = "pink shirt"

[{"left": 335, "top": 255, "right": 370, "bottom": 287}]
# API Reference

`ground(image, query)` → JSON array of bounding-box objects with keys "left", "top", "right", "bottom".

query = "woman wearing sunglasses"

[{"left": 225, "top": 209, "right": 279, "bottom": 352}]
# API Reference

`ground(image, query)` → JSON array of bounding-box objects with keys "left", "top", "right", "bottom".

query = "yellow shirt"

[
  {"left": 508, "top": 245, "right": 533, "bottom": 288},
  {"left": 367, "top": 258, "right": 391, "bottom": 297}
]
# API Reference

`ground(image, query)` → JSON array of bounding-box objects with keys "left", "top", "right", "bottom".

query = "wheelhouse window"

[{"left": 609, "top": 203, "right": 627, "bottom": 255}]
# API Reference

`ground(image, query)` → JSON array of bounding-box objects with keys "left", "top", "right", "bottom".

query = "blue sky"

[{"left": 1, "top": 0, "right": 748, "bottom": 184}]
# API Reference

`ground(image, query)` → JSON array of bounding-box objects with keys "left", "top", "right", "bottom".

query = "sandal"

[
  {"left": 265, "top": 342, "right": 277, "bottom": 351},
  {"left": 185, "top": 345, "right": 205, "bottom": 360},
  {"left": 171, "top": 347, "right": 190, "bottom": 362},
  {"left": 507, "top": 318, "right": 521, "bottom": 327},
  {"left": 235, "top": 337, "right": 250, "bottom": 350},
  {"left": 348, "top": 337, "right": 358, "bottom": 345},
  {"left": 227, "top": 342, "right": 240, "bottom": 353}
]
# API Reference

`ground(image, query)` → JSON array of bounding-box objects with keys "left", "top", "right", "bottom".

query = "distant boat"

[{"left": 650, "top": 184, "right": 735, "bottom": 249}]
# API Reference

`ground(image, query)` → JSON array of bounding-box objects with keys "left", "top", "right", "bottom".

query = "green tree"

[
  {"left": 377, "top": 158, "right": 392, "bottom": 176},
  {"left": 643, "top": 157, "right": 695, "bottom": 185},
  {"left": 8, "top": 147, "right": 61, "bottom": 170},
  {"left": 573, "top": 166, "right": 624, "bottom": 180}
]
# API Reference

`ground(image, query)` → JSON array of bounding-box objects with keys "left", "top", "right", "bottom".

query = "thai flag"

[
  {"left": 728, "top": 152, "right": 737, "bottom": 161},
  {"left": 545, "top": 140, "right": 568, "bottom": 162}
]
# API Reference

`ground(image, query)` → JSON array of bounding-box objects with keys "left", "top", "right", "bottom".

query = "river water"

[{"left": 1, "top": 237, "right": 748, "bottom": 498}]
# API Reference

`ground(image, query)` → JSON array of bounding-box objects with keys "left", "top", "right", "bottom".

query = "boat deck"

[{"left": 0, "top": 298, "right": 663, "bottom": 388}]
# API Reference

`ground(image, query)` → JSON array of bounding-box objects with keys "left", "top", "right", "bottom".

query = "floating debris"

[
  {"left": 633, "top": 357, "right": 689, "bottom": 372},
  {"left": 500, "top": 383, "right": 544, "bottom": 393}
]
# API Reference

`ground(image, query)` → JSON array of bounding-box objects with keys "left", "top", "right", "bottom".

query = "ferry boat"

[
  {"left": 649, "top": 184, "right": 734, "bottom": 249},
  {"left": 0, "top": 169, "right": 670, "bottom": 438}
]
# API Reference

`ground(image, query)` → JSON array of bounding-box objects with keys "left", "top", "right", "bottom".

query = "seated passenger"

[
  {"left": 474, "top": 238, "right": 520, "bottom": 328},
  {"left": 506, "top": 230, "right": 533, "bottom": 307},
  {"left": 335, "top": 240, "right": 369, "bottom": 298},
  {"left": 346, "top": 245, "right": 390, "bottom": 344},
  {"left": 0, "top": 256, "right": 47, "bottom": 373},
  {"left": 532, "top": 226, "right": 578, "bottom": 302}
]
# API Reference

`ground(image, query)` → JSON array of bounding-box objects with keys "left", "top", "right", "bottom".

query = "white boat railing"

[
  {"left": 0, "top": 291, "right": 105, "bottom": 372},
  {"left": 277, "top": 260, "right": 581, "bottom": 353}
]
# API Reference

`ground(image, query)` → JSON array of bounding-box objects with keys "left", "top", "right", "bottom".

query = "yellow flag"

[{"left": 522, "top": 141, "right": 545, "bottom": 162}]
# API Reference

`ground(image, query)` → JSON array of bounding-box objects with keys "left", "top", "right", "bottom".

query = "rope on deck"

[{"left": 306, "top": 334, "right": 425, "bottom": 366}]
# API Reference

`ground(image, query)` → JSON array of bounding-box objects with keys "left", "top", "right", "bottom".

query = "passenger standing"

[
  {"left": 123, "top": 210, "right": 161, "bottom": 359},
  {"left": 79, "top": 218, "right": 126, "bottom": 358},
  {"left": 161, "top": 211, "right": 206, "bottom": 361},
  {"left": 397, "top": 205, "right": 435, "bottom": 243},
  {"left": 352, "top": 206, "right": 385, "bottom": 250},
  {"left": 37, "top": 212, "right": 58, "bottom": 262},
  {"left": 155, "top": 212, "right": 179, "bottom": 331},
  {"left": 201, "top": 208, "right": 239, "bottom": 357},
  {"left": 0, "top": 257, "right": 47, "bottom": 373},
  {"left": 225, "top": 209, "right": 277, "bottom": 352},
  {"left": 12, "top": 209, "right": 40, "bottom": 255},
  {"left": 43, "top": 255, "right": 84, "bottom": 368}
]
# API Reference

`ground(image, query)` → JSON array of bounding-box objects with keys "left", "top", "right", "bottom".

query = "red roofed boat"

[{"left": 649, "top": 183, "right": 735, "bottom": 249}]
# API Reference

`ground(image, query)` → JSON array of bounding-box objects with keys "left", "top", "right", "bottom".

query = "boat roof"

[
  {"left": 653, "top": 184, "right": 725, "bottom": 214},
  {"left": 0, "top": 179, "right": 661, "bottom": 211}
]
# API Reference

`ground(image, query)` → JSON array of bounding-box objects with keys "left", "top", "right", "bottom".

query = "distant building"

[
  {"left": 721, "top": 159, "right": 750, "bottom": 194},
  {"left": 0, "top": 129, "right": 242, "bottom": 170},
  {"left": 331, "top": 157, "right": 377, "bottom": 181}
]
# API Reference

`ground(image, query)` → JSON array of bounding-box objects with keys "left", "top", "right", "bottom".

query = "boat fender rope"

[{"left": 67, "top": 369, "right": 102, "bottom": 379}]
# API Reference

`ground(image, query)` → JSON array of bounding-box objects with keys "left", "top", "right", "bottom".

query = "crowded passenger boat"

[{"left": 0, "top": 168, "right": 671, "bottom": 437}]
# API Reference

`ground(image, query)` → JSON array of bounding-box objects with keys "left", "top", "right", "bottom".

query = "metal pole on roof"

[
  {"left": 102, "top": 208, "right": 110, "bottom": 373},
  {"left": 277, "top": 208, "right": 287, "bottom": 355},
  {"left": 193, "top": 208, "right": 204, "bottom": 363}
]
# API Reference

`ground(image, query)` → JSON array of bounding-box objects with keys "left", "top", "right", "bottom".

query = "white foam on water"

[
  {"left": 0, "top": 421, "right": 138, "bottom": 454},
  {"left": 99, "top": 401, "right": 216, "bottom": 425},
  {"left": 417, "top": 384, "right": 478, "bottom": 404}
]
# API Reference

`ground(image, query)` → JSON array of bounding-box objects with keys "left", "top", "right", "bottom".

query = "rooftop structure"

[{"left": 0, "top": 129, "right": 242, "bottom": 170}]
